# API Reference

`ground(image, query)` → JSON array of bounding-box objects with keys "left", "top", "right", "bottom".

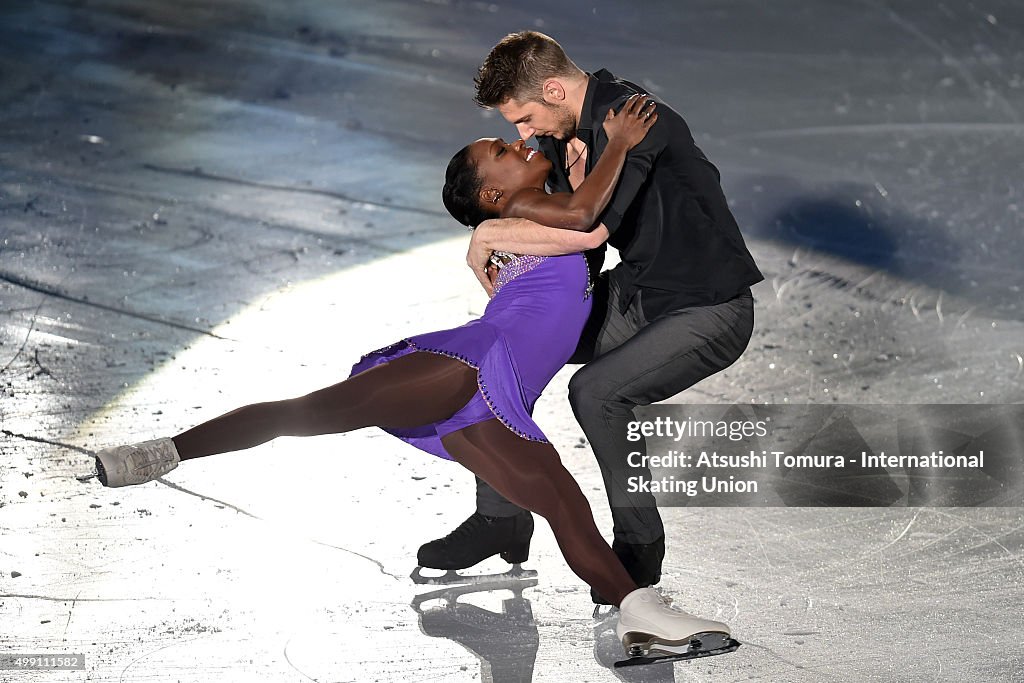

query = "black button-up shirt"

[{"left": 538, "top": 69, "right": 764, "bottom": 320}]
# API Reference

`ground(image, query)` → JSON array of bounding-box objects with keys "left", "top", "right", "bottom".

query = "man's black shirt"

[{"left": 538, "top": 69, "right": 764, "bottom": 321}]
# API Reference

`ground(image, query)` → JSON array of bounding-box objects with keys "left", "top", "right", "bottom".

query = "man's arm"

[
  {"left": 595, "top": 95, "right": 673, "bottom": 234},
  {"left": 476, "top": 217, "right": 609, "bottom": 254},
  {"left": 467, "top": 218, "right": 609, "bottom": 296}
]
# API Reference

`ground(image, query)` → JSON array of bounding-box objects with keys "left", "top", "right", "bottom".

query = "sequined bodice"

[
  {"left": 492, "top": 252, "right": 547, "bottom": 295},
  {"left": 490, "top": 251, "right": 593, "bottom": 298}
]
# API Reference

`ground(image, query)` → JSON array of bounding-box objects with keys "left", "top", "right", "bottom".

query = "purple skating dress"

[{"left": 349, "top": 252, "right": 592, "bottom": 460}]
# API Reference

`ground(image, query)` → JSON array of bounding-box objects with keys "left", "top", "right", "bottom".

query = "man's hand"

[{"left": 467, "top": 226, "right": 495, "bottom": 297}]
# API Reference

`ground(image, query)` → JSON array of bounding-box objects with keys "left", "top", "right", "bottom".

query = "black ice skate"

[{"left": 411, "top": 510, "right": 537, "bottom": 585}]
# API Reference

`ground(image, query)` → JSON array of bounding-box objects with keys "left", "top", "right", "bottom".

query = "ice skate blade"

[
  {"left": 410, "top": 563, "right": 537, "bottom": 586},
  {"left": 615, "top": 632, "right": 740, "bottom": 668},
  {"left": 94, "top": 458, "right": 109, "bottom": 486}
]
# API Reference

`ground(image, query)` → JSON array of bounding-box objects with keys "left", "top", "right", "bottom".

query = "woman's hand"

[{"left": 602, "top": 93, "right": 658, "bottom": 149}]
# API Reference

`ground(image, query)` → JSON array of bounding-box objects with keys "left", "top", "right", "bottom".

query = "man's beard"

[{"left": 545, "top": 102, "right": 577, "bottom": 139}]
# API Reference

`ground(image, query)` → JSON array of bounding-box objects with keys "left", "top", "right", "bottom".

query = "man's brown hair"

[{"left": 474, "top": 31, "right": 581, "bottom": 108}]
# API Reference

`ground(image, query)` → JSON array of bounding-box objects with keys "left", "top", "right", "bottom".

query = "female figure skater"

[{"left": 94, "top": 95, "right": 733, "bottom": 659}]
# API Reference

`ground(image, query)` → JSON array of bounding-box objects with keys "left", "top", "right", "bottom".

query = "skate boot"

[
  {"left": 95, "top": 437, "right": 180, "bottom": 488},
  {"left": 591, "top": 535, "right": 664, "bottom": 605},
  {"left": 412, "top": 510, "right": 536, "bottom": 585},
  {"left": 614, "top": 587, "right": 740, "bottom": 667}
]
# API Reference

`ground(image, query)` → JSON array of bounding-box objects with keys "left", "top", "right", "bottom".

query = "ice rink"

[{"left": 1, "top": 1, "right": 1023, "bottom": 681}]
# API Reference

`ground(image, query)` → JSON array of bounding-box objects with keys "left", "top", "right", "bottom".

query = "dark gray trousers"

[{"left": 475, "top": 264, "right": 755, "bottom": 545}]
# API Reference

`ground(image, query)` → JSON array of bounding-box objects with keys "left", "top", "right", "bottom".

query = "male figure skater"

[{"left": 418, "top": 31, "right": 763, "bottom": 604}]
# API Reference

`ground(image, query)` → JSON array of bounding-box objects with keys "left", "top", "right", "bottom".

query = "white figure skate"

[
  {"left": 614, "top": 587, "right": 740, "bottom": 667},
  {"left": 95, "top": 437, "right": 180, "bottom": 487}
]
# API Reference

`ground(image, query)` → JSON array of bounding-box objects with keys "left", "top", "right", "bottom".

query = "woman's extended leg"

[
  {"left": 100, "top": 353, "right": 734, "bottom": 648},
  {"left": 172, "top": 351, "right": 479, "bottom": 460},
  {"left": 441, "top": 419, "right": 637, "bottom": 607}
]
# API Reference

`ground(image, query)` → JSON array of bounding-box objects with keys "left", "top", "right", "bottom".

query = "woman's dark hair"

[{"left": 442, "top": 145, "right": 499, "bottom": 228}]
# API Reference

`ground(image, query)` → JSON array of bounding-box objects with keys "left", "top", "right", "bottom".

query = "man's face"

[{"left": 497, "top": 98, "right": 576, "bottom": 141}]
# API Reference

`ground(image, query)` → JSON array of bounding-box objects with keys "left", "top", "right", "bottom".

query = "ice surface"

[{"left": 1, "top": 1, "right": 1022, "bottom": 681}]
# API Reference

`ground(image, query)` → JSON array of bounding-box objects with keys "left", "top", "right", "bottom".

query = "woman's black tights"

[{"left": 171, "top": 351, "right": 637, "bottom": 606}]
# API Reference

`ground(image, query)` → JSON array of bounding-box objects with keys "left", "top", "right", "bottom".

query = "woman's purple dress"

[{"left": 349, "top": 253, "right": 592, "bottom": 460}]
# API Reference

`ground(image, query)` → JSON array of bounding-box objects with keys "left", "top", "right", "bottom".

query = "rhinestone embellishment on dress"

[{"left": 493, "top": 254, "right": 548, "bottom": 295}]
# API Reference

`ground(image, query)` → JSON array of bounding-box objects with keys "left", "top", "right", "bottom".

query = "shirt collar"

[{"left": 575, "top": 68, "right": 615, "bottom": 142}]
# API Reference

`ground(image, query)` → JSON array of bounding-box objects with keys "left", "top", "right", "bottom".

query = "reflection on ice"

[{"left": 413, "top": 579, "right": 540, "bottom": 683}]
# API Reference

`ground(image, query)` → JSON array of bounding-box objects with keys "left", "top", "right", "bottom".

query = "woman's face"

[{"left": 468, "top": 138, "right": 552, "bottom": 204}]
